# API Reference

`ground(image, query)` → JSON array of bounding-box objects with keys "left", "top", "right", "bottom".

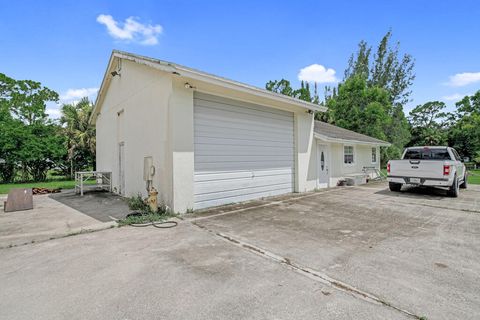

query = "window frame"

[
  {"left": 343, "top": 145, "right": 355, "bottom": 166},
  {"left": 371, "top": 147, "right": 377, "bottom": 164},
  {"left": 403, "top": 148, "right": 451, "bottom": 160},
  {"left": 451, "top": 148, "right": 461, "bottom": 161}
]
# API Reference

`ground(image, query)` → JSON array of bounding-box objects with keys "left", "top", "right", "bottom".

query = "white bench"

[{"left": 75, "top": 171, "right": 112, "bottom": 196}]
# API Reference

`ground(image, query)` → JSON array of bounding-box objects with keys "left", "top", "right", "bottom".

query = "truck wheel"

[
  {"left": 447, "top": 175, "right": 459, "bottom": 197},
  {"left": 389, "top": 182, "right": 402, "bottom": 192},
  {"left": 460, "top": 173, "right": 467, "bottom": 189}
]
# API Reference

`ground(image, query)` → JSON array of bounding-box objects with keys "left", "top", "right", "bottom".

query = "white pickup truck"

[{"left": 387, "top": 146, "right": 467, "bottom": 197}]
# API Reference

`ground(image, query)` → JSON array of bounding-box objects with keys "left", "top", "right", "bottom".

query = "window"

[
  {"left": 403, "top": 148, "right": 451, "bottom": 160},
  {"left": 452, "top": 149, "right": 461, "bottom": 161},
  {"left": 344, "top": 145, "right": 354, "bottom": 164},
  {"left": 371, "top": 147, "right": 377, "bottom": 163},
  {"left": 320, "top": 151, "right": 325, "bottom": 171}
]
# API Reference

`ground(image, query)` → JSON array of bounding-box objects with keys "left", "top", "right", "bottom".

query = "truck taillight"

[
  {"left": 443, "top": 165, "right": 450, "bottom": 176},
  {"left": 387, "top": 163, "right": 390, "bottom": 173}
]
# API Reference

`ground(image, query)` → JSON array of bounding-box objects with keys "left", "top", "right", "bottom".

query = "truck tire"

[
  {"left": 447, "top": 175, "right": 459, "bottom": 197},
  {"left": 460, "top": 173, "right": 467, "bottom": 189},
  {"left": 389, "top": 182, "right": 402, "bottom": 192}
]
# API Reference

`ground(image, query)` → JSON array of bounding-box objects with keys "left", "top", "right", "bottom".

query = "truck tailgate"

[{"left": 389, "top": 160, "right": 446, "bottom": 178}]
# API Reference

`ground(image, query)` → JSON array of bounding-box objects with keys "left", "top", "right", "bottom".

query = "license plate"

[{"left": 410, "top": 178, "right": 421, "bottom": 184}]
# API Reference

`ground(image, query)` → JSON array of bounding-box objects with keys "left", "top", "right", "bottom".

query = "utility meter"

[{"left": 143, "top": 156, "right": 155, "bottom": 181}]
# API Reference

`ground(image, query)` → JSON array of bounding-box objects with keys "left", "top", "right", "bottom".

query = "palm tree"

[{"left": 60, "top": 97, "right": 96, "bottom": 178}]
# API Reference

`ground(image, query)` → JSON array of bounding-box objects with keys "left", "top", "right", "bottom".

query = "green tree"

[
  {"left": 344, "top": 40, "right": 371, "bottom": 80},
  {"left": 340, "top": 31, "right": 414, "bottom": 160},
  {"left": 265, "top": 79, "right": 295, "bottom": 96},
  {"left": 8, "top": 79, "right": 58, "bottom": 125},
  {"left": 60, "top": 97, "right": 96, "bottom": 178},
  {"left": 0, "top": 107, "right": 22, "bottom": 182},
  {"left": 327, "top": 77, "right": 388, "bottom": 135},
  {"left": 265, "top": 31, "right": 415, "bottom": 164},
  {"left": 0, "top": 74, "right": 22, "bottom": 182},
  {"left": 448, "top": 91, "right": 480, "bottom": 160},
  {"left": 387, "top": 105, "right": 411, "bottom": 159},
  {"left": 325, "top": 76, "right": 408, "bottom": 164},
  {"left": 0, "top": 73, "right": 64, "bottom": 182},
  {"left": 408, "top": 101, "right": 448, "bottom": 146},
  {"left": 344, "top": 31, "right": 415, "bottom": 107},
  {"left": 16, "top": 123, "right": 66, "bottom": 181},
  {"left": 295, "top": 81, "right": 313, "bottom": 102},
  {"left": 265, "top": 79, "right": 317, "bottom": 103}
]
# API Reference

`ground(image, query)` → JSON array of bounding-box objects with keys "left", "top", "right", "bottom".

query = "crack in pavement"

[
  {"left": 192, "top": 221, "right": 424, "bottom": 320},
  {"left": 190, "top": 188, "right": 344, "bottom": 222}
]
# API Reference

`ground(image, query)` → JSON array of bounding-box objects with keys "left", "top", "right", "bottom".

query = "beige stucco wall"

[
  {"left": 328, "top": 142, "right": 380, "bottom": 186},
  {"left": 306, "top": 139, "right": 381, "bottom": 188},
  {"left": 294, "top": 112, "right": 316, "bottom": 192},
  {"left": 96, "top": 58, "right": 320, "bottom": 212},
  {"left": 96, "top": 59, "right": 174, "bottom": 207},
  {"left": 169, "top": 78, "right": 194, "bottom": 212}
]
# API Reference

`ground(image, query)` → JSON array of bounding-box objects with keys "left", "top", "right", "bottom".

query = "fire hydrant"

[{"left": 147, "top": 187, "right": 159, "bottom": 213}]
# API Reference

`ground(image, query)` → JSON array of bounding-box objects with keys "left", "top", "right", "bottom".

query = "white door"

[
  {"left": 118, "top": 142, "right": 125, "bottom": 195},
  {"left": 194, "top": 92, "right": 295, "bottom": 209},
  {"left": 317, "top": 144, "right": 329, "bottom": 188}
]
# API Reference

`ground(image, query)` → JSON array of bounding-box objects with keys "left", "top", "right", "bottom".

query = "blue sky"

[{"left": 1, "top": 0, "right": 479, "bottom": 118}]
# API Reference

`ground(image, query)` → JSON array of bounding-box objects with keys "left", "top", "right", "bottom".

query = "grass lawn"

[
  {"left": 0, "top": 180, "right": 95, "bottom": 195},
  {"left": 468, "top": 170, "right": 480, "bottom": 185}
]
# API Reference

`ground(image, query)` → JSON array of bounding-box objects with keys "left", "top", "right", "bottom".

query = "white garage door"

[{"left": 194, "top": 92, "right": 295, "bottom": 209}]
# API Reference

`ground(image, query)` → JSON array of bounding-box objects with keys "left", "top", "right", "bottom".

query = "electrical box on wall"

[{"left": 143, "top": 156, "right": 155, "bottom": 181}]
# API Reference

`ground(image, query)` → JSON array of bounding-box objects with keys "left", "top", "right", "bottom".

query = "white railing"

[{"left": 74, "top": 171, "right": 112, "bottom": 196}]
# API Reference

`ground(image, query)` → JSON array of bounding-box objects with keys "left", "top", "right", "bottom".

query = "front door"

[
  {"left": 118, "top": 142, "right": 125, "bottom": 195},
  {"left": 317, "top": 144, "right": 329, "bottom": 188}
]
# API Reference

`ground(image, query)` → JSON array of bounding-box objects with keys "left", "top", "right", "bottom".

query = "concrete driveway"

[
  {"left": 194, "top": 183, "right": 480, "bottom": 320},
  {"left": 1, "top": 183, "right": 479, "bottom": 319}
]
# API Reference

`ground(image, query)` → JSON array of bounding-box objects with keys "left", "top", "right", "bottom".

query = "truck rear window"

[{"left": 403, "top": 149, "right": 451, "bottom": 160}]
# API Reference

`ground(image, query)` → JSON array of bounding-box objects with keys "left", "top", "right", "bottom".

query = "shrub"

[{"left": 126, "top": 194, "right": 171, "bottom": 215}]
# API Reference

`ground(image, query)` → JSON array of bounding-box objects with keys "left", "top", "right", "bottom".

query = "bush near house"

[{"left": 118, "top": 194, "right": 176, "bottom": 226}]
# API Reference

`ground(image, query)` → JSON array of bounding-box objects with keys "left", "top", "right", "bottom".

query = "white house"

[{"left": 92, "top": 50, "right": 390, "bottom": 212}]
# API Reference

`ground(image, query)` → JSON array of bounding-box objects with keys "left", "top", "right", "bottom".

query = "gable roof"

[
  {"left": 314, "top": 121, "right": 391, "bottom": 146},
  {"left": 91, "top": 50, "right": 326, "bottom": 123}
]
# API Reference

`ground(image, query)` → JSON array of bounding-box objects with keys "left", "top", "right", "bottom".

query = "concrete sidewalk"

[{"left": 0, "top": 194, "right": 115, "bottom": 248}]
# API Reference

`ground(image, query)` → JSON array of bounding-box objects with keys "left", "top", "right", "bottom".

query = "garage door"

[{"left": 194, "top": 92, "right": 295, "bottom": 209}]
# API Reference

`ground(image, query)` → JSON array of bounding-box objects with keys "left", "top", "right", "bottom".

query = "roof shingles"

[{"left": 314, "top": 121, "right": 390, "bottom": 145}]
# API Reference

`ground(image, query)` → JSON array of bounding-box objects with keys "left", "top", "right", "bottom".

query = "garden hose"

[{"left": 125, "top": 212, "right": 178, "bottom": 228}]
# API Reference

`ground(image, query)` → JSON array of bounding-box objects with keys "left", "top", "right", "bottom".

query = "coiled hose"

[{"left": 125, "top": 212, "right": 178, "bottom": 228}]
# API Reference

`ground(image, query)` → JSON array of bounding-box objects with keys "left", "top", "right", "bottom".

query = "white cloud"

[
  {"left": 96, "top": 14, "right": 163, "bottom": 45},
  {"left": 298, "top": 64, "right": 338, "bottom": 83},
  {"left": 49, "top": 87, "right": 98, "bottom": 119},
  {"left": 442, "top": 93, "right": 469, "bottom": 101},
  {"left": 446, "top": 72, "right": 480, "bottom": 87},
  {"left": 46, "top": 107, "right": 61, "bottom": 119},
  {"left": 60, "top": 87, "right": 99, "bottom": 102}
]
